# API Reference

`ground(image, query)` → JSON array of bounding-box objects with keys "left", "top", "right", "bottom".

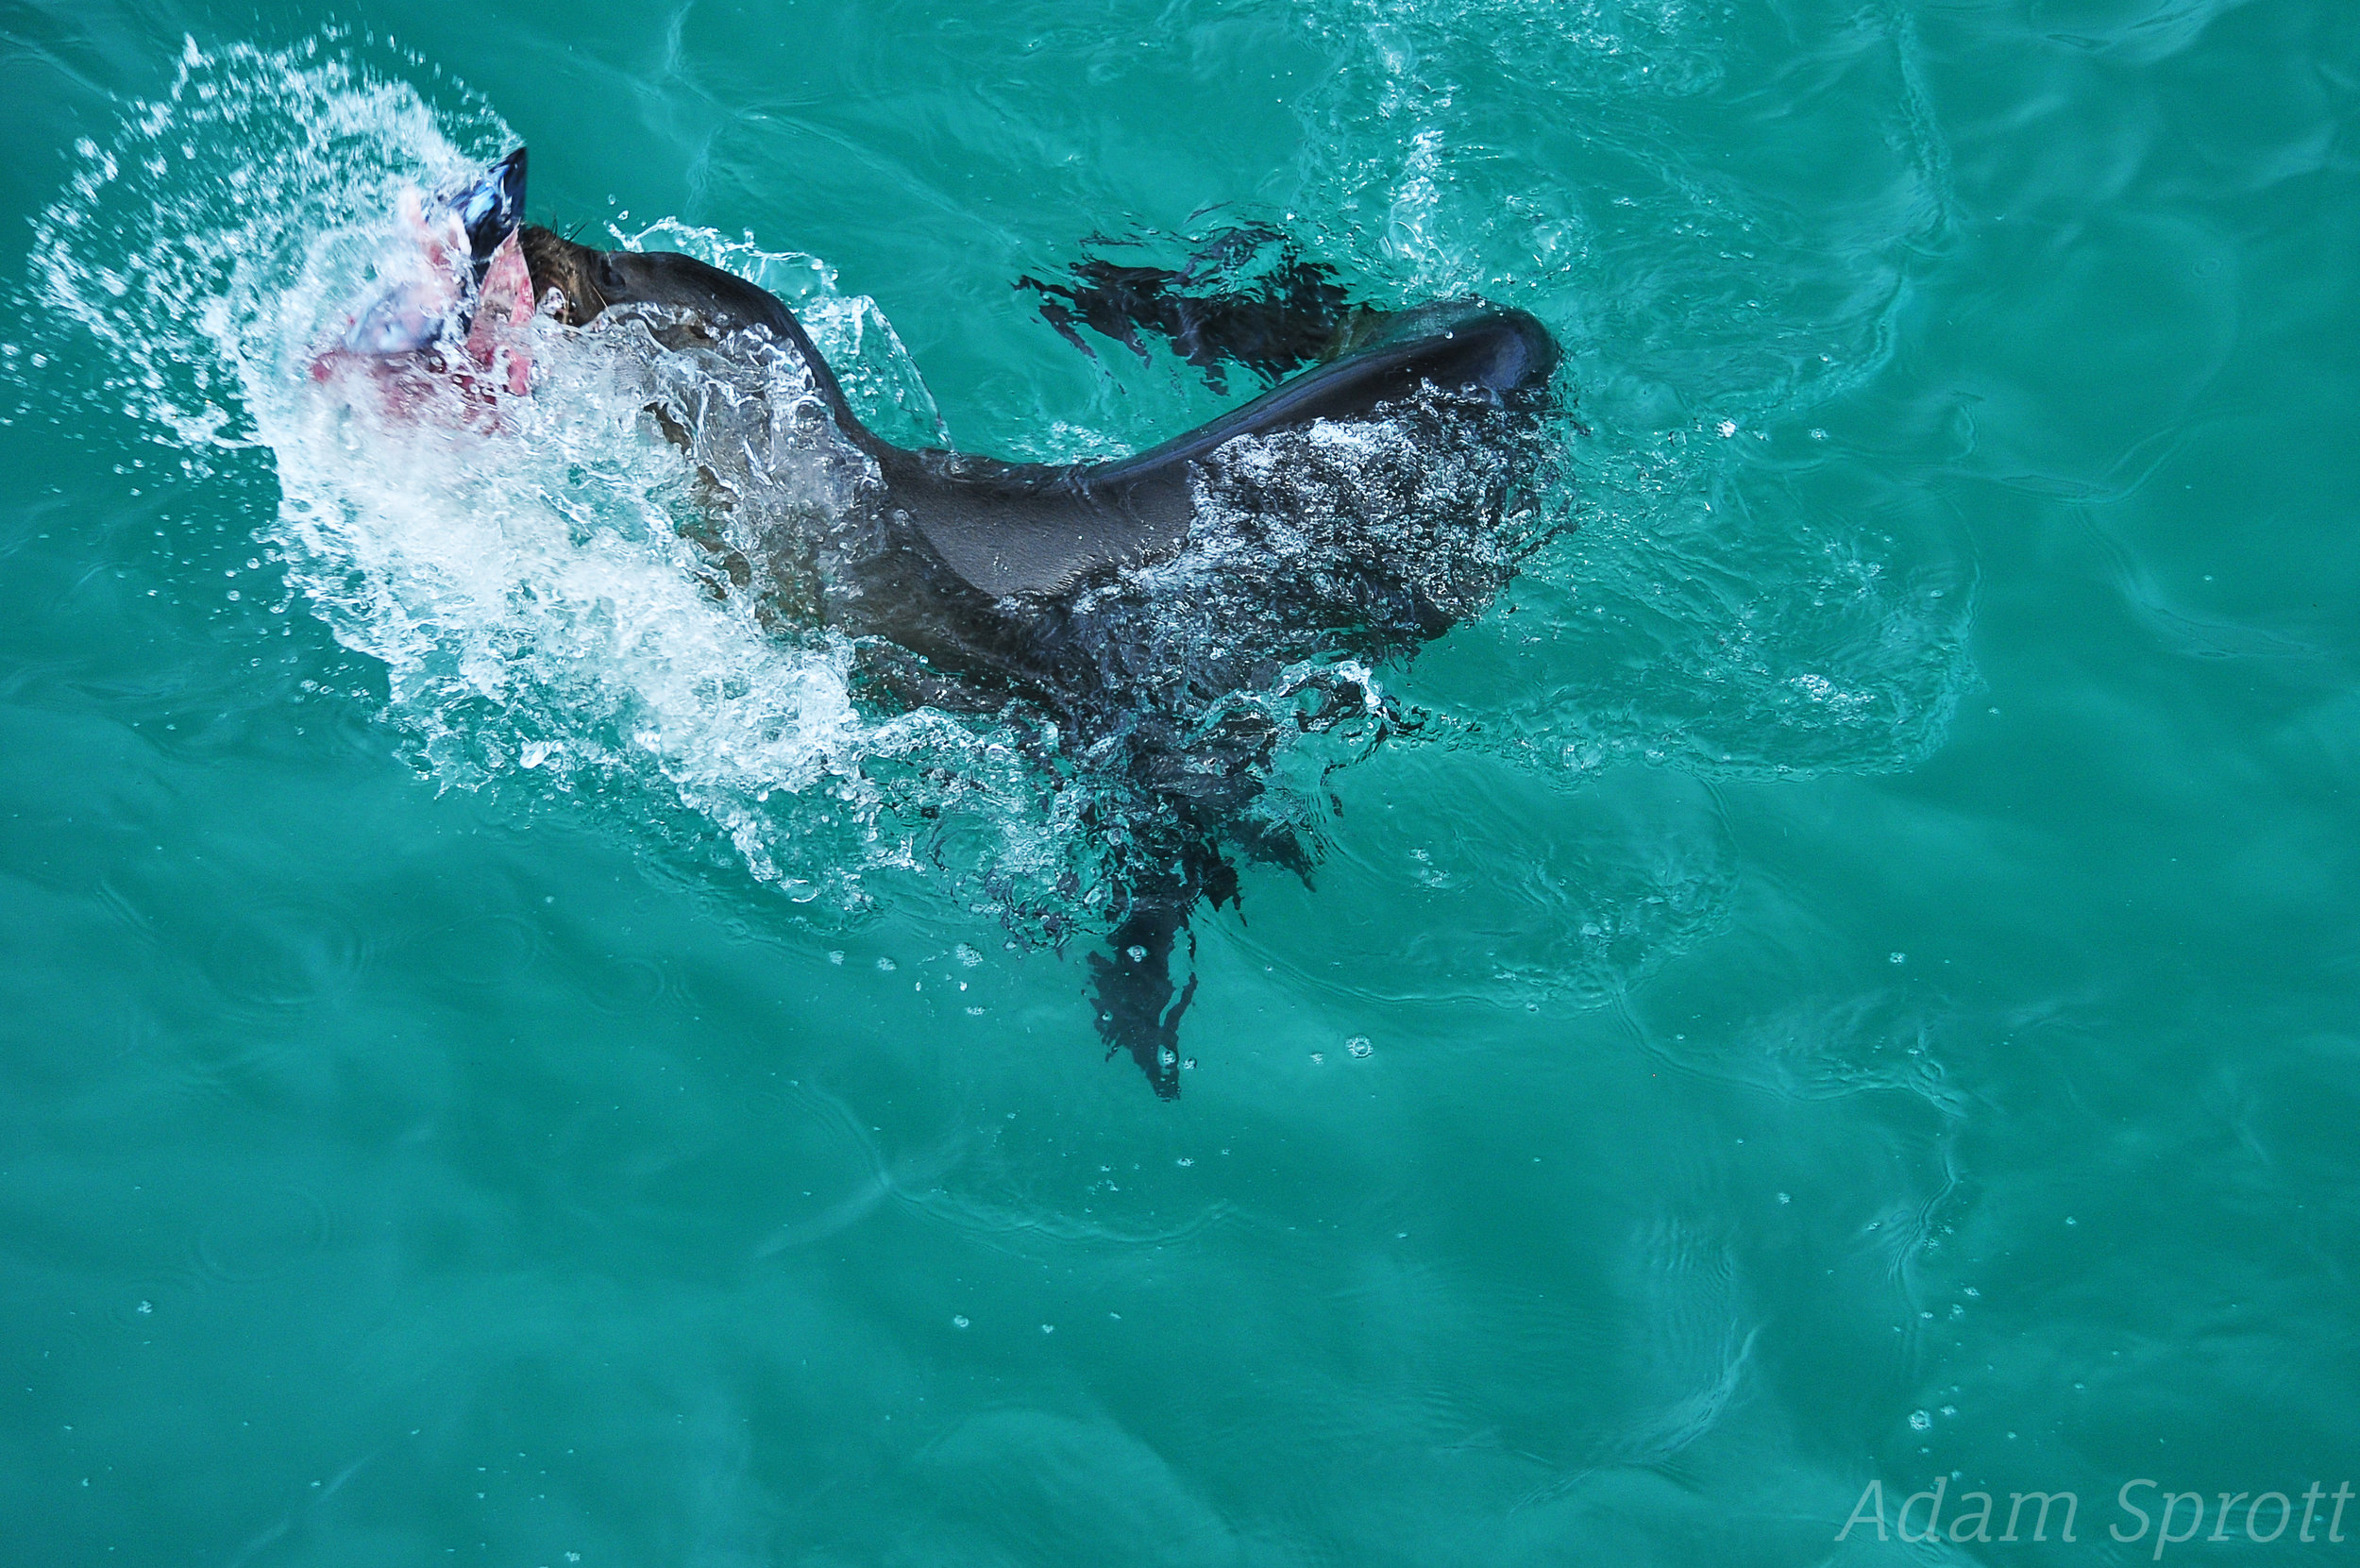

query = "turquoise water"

[{"left": 4, "top": 0, "right": 2357, "bottom": 1561}]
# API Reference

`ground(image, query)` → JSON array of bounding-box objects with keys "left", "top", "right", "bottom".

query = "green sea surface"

[{"left": 3, "top": 0, "right": 2357, "bottom": 1562}]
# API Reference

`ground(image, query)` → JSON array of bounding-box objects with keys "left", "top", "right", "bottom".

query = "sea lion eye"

[{"left": 598, "top": 255, "right": 628, "bottom": 292}]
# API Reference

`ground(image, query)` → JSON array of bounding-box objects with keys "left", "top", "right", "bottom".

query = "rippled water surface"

[{"left": 4, "top": 0, "right": 2356, "bottom": 1562}]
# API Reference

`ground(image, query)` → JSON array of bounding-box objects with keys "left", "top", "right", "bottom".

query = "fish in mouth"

[
  {"left": 318, "top": 146, "right": 1567, "bottom": 1098},
  {"left": 314, "top": 146, "right": 536, "bottom": 397}
]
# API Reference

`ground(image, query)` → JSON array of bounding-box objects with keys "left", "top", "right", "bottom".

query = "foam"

[{"left": 22, "top": 38, "right": 1039, "bottom": 919}]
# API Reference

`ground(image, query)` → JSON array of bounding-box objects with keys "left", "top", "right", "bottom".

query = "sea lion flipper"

[
  {"left": 1018, "top": 227, "right": 1381, "bottom": 391},
  {"left": 1087, "top": 893, "right": 1196, "bottom": 1100}
]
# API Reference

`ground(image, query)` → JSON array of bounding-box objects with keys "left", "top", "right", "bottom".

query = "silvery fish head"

[
  {"left": 341, "top": 147, "right": 529, "bottom": 357},
  {"left": 439, "top": 146, "right": 528, "bottom": 278}
]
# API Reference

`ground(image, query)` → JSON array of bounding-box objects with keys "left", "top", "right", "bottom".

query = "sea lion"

[
  {"left": 513, "top": 227, "right": 1556, "bottom": 595},
  {"left": 338, "top": 147, "right": 1565, "bottom": 1095}
]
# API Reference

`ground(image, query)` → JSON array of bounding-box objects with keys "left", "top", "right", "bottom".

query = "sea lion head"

[{"left": 516, "top": 227, "right": 799, "bottom": 343}]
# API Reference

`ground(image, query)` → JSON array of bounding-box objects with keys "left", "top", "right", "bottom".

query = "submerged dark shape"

[
  {"left": 480, "top": 153, "right": 1562, "bottom": 1095},
  {"left": 1016, "top": 225, "right": 1388, "bottom": 395}
]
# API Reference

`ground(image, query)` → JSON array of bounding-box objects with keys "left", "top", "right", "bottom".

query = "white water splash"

[{"left": 25, "top": 36, "right": 1083, "bottom": 920}]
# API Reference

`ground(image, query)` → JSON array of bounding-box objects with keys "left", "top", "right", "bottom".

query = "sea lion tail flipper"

[{"left": 1085, "top": 876, "right": 1206, "bottom": 1100}]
